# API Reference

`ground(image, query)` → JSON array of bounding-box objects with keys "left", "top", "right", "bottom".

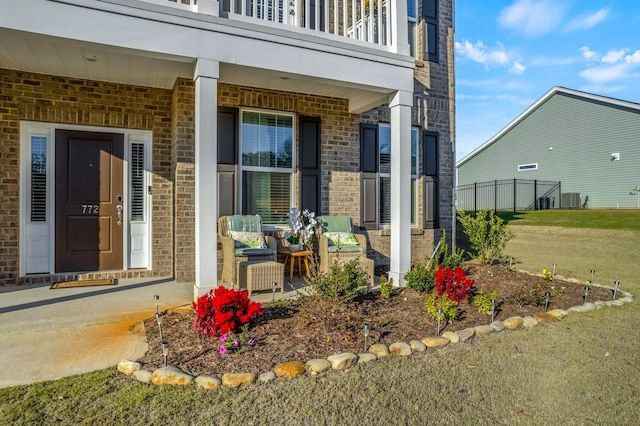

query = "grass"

[
  {"left": 2, "top": 209, "right": 640, "bottom": 424},
  {"left": 496, "top": 209, "right": 640, "bottom": 231}
]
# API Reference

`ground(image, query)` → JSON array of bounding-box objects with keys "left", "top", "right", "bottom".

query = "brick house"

[{"left": 0, "top": 0, "right": 454, "bottom": 297}]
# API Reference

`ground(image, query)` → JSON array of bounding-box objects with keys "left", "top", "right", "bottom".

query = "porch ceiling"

[{"left": 0, "top": 28, "right": 392, "bottom": 113}]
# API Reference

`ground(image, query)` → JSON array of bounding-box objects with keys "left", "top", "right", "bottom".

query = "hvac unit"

[{"left": 561, "top": 192, "right": 581, "bottom": 209}]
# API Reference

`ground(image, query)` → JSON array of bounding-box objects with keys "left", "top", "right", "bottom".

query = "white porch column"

[
  {"left": 194, "top": 59, "right": 219, "bottom": 300},
  {"left": 390, "top": 0, "right": 410, "bottom": 56},
  {"left": 388, "top": 90, "right": 413, "bottom": 286}
]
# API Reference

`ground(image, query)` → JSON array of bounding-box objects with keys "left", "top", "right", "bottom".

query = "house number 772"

[{"left": 82, "top": 204, "right": 99, "bottom": 214}]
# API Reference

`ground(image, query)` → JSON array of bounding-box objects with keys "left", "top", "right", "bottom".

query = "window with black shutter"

[{"left": 423, "top": 0, "right": 439, "bottom": 62}]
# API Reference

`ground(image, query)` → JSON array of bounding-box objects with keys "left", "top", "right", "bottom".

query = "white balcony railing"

[{"left": 138, "top": 0, "right": 392, "bottom": 48}]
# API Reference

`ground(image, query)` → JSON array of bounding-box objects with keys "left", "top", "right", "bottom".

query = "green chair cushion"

[
  {"left": 319, "top": 215, "right": 352, "bottom": 233},
  {"left": 227, "top": 215, "right": 262, "bottom": 233},
  {"left": 327, "top": 245, "right": 365, "bottom": 254}
]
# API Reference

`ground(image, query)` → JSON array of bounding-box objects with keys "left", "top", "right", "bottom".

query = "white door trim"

[{"left": 19, "top": 121, "right": 152, "bottom": 276}]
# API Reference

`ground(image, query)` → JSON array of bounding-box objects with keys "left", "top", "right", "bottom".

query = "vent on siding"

[
  {"left": 130, "top": 143, "right": 145, "bottom": 222},
  {"left": 30, "top": 136, "right": 47, "bottom": 222}
]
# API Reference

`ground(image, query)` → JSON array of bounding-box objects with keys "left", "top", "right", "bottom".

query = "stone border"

[{"left": 117, "top": 282, "right": 634, "bottom": 389}]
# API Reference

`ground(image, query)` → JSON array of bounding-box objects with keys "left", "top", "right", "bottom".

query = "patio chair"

[
  {"left": 317, "top": 215, "right": 373, "bottom": 278},
  {"left": 218, "top": 215, "right": 277, "bottom": 288}
]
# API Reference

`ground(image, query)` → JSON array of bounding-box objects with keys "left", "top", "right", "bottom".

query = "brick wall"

[{"left": 0, "top": 69, "right": 173, "bottom": 285}]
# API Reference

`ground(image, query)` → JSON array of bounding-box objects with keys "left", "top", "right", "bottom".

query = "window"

[
  {"left": 518, "top": 163, "right": 538, "bottom": 171},
  {"left": 379, "top": 124, "right": 419, "bottom": 226},
  {"left": 130, "top": 143, "right": 145, "bottom": 222},
  {"left": 408, "top": 0, "right": 417, "bottom": 57},
  {"left": 240, "top": 110, "right": 294, "bottom": 224},
  {"left": 30, "top": 136, "right": 47, "bottom": 222}
]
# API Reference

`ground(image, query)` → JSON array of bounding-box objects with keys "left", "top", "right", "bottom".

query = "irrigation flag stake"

[{"left": 613, "top": 281, "right": 620, "bottom": 299}]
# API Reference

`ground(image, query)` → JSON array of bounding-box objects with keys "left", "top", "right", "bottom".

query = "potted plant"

[{"left": 285, "top": 208, "right": 318, "bottom": 251}]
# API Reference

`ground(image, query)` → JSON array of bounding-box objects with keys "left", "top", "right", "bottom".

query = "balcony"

[{"left": 139, "top": 0, "right": 394, "bottom": 49}]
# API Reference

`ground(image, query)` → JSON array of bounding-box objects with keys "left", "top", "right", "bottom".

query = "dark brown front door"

[{"left": 55, "top": 130, "right": 124, "bottom": 272}]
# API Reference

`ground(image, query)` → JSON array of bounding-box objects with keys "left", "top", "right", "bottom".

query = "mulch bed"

[{"left": 138, "top": 264, "right": 615, "bottom": 377}]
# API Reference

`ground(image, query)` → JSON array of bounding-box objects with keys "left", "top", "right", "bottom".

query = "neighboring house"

[
  {"left": 0, "top": 0, "right": 455, "bottom": 296},
  {"left": 457, "top": 87, "right": 640, "bottom": 210}
]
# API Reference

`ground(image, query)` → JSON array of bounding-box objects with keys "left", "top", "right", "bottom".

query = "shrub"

[
  {"left": 432, "top": 230, "right": 466, "bottom": 270},
  {"left": 379, "top": 274, "right": 393, "bottom": 299},
  {"left": 425, "top": 292, "right": 459, "bottom": 322},
  {"left": 404, "top": 259, "right": 435, "bottom": 293},
  {"left": 192, "top": 287, "right": 263, "bottom": 337},
  {"left": 308, "top": 258, "right": 368, "bottom": 302},
  {"left": 506, "top": 281, "right": 565, "bottom": 308},
  {"left": 473, "top": 289, "right": 499, "bottom": 315},
  {"left": 434, "top": 264, "right": 475, "bottom": 303},
  {"left": 457, "top": 210, "right": 515, "bottom": 265}
]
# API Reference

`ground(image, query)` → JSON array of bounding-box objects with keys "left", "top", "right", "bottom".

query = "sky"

[{"left": 454, "top": 0, "right": 640, "bottom": 162}]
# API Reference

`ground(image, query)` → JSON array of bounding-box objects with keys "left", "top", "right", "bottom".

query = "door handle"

[{"left": 117, "top": 205, "right": 123, "bottom": 226}]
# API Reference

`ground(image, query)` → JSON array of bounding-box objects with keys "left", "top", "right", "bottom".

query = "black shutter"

[
  {"left": 300, "top": 116, "right": 321, "bottom": 214},
  {"left": 360, "top": 123, "right": 379, "bottom": 229},
  {"left": 423, "top": 177, "right": 438, "bottom": 229},
  {"left": 217, "top": 108, "right": 238, "bottom": 217},
  {"left": 423, "top": 131, "right": 438, "bottom": 176},
  {"left": 423, "top": 0, "right": 439, "bottom": 62}
]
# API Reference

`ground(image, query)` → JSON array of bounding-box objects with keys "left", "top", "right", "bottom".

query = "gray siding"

[{"left": 458, "top": 92, "right": 640, "bottom": 208}]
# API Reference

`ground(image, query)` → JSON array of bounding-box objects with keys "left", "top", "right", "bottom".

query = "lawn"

[{"left": 1, "top": 210, "right": 639, "bottom": 425}]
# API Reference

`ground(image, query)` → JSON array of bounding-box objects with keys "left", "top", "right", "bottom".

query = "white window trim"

[
  {"left": 518, "top": 163, "right": 538, "bottom": 171},
  {"left": 19, "top": 121, "right": 152, "bottom": 276},
  {"left": 379, "top": 124, "right": 419, "bottom": 228},
  {"left": 238, "top": 108, "right": 296, "bottom": 224}
]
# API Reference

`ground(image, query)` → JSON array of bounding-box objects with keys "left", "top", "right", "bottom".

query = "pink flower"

[
  {"left": 219, "top": 333, "right": 227, "bottom": 343},
  {"left": 233, "top": 339, "right": 240, "bottom": 347},
  {"left": 248, "top": 339, "right": 255, "bottom": 346},
  {"left": 219, "top": 345, "right": 227, "bottom": 355}
]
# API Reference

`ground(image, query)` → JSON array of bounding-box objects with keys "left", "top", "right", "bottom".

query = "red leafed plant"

[
  {"left": 192, "top": 287, "right": 263, "bottom": 337},
  {"left": 434, "top": 264, "right": 475, "bottom": 303}
]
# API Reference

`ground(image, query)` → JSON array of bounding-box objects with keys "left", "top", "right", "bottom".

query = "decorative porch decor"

[{"left": 285, "top": 208, "right": 319, "bottom": 251}]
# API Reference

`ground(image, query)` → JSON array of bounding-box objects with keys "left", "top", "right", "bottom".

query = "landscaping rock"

[
  {"left": 195, "top": 375, "right": 221, "bottom": 389},
  {"left": 547, "top": 309, "right": 568, "bottom": 319},
  {"left": 421, "top": 336, "right": 449, "bottom": 348},
  {"left": 117, "top": 359, "right": 141, "bottom": 375},
  {"left": 455, "top": 328, "right": 475, "bottom": 342},
  {"left": 357, "top": 353, "right": 377, "bottom": 364},
  {"left": 593, "top": 301, "right": 605, "bottom": 309},
  {"left": 568, "top": 305, "right": 590, "bottom": 313},
  {"left": 327, "top": 353, "right": 358, "bottom": 370},
  {"left": 305, "top": 359, "right": 331, "bottom": 374},
  {"left": 621, "top": 296, "right": 633, "bottom": 303},
  {"left": 151, "top": 366, "right": 194, "bottom": 386},
  {"left": 222, "top": 372, "right": 256, "bottom": 387},
  {"left": 503, "top": 316, "right": 523, "bottom": 329},
  {"left": 389, "top": 342, "right": 412, "bottom": 356},
  {"left": 259, "top": 371, "right": 277, "bottom": 383},
  {"left": 522, "top": 316, "right": 539, "bottom": 328},
  {"left": 133, "top": 369, "right": 153, "bottom": 384},
  {"left": 583, "top": 302, "right": 597, "bottom": 311},
  {"left": 490, "top": 321, "right": 505, "bottom": 332},
  {"left": 274, "top": 361, "right": 306, "bottom": 378},
  {"left": 441, "top": 331, "right": 459, "bottom": 343},
  {"left": 410, "top": 340, "right": 427, "bottom": 352},
  {"left": 368, "top": 343, "right": 389, "bottom": 358},
  {"left": 610, "top": 299, "right": 624, "bottom": 306},
  {"left": 474, "top": 325, "right": 494, "bottom": 336},
  {"left": 533, "top": 312, "right": 554, "bottom": 324}
]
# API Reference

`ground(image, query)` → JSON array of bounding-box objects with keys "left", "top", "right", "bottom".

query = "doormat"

[{"left": 50, "top": 279, "right": 118, "bottom": 289}]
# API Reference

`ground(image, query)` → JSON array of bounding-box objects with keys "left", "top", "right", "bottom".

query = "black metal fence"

[{"left": 456, "top": 179, "right": 561, "bottom": 212}]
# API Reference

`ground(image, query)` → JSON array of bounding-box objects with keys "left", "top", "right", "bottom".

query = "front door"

[{"left": 55, "top": 130, "right": 124, "bottom": 272}]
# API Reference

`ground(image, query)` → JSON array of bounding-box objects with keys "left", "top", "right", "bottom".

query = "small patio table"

[{"left": 279, "top": 247, "right": 312, "bottom": 283}]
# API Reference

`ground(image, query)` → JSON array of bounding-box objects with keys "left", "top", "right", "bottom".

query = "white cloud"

[
  {"left": 455, "top": 41, "right": 509, "bottom": 66},
  {"left": 602, "top": 49, "right": 628, "bottom": 64},
  {"left": 580, "top": 62, "right": 634, "bottom": 83},
  {"left": 567, "top": 8, "right": 610, "bottom": 31},
  {"left": 498, "top": 0, "right": 566, "bottom": 37},
  {"left": 510, "top": 61, "right": 526, "bottom": 75},
  {"left": 625, "top": 50, "right": 640, "bottom": 63},
  {"left": 580, "top": 46, "right": 599, "bottom": 61}
]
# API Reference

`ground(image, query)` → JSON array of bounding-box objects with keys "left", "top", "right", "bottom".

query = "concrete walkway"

[{"left": 0, "top": 277, "right": 308, "bottom": 388}]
